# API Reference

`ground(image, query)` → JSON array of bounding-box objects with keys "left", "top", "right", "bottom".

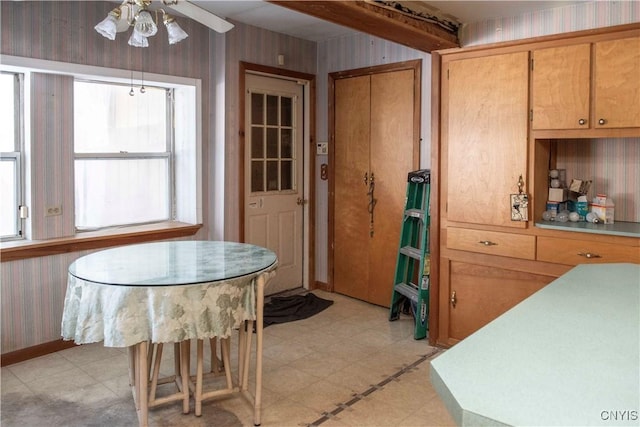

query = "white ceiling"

[{"left": 188, "top": 0, "right": 589, "bottom": 42}]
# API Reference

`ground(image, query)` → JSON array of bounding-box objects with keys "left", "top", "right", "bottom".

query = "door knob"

[{"left": 296, "top": 197, "right": 308, "bottom": 206}]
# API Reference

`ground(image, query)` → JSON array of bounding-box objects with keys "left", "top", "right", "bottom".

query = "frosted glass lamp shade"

[
  {"left": 128, "top": 29, "right": 149, "bottom": 48},
  {"left": 165, "top": 19, "right": 188, "bottom": 45},
  {"left": 95, "top": 13, "right": 118, "bottom": 40},
  {"left": 134, "top": 10, "right": 158, "bottom": 37}
]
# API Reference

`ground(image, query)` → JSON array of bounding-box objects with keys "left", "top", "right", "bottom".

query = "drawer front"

[
  {"left": 447, "top": 227, "right": 536, "bottom": 260},
  {"left": 537, "top": 237, "right": 640, "bottom": 265}
]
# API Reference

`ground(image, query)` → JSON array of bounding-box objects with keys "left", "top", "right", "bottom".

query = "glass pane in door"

[{"left": 249, "top": 92, "right": 296, "bottom": 193}]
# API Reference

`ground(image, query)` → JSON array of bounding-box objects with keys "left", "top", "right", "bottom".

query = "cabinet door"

[
  {"left": 446, "top": 52, "right": 529, "bottom": 228},
  {"left": 439, "top": 259, "right": 551, "bottom": 345},
  {"left": 334, "top": 75, "right": 371, "bottom": 301},
  {"left": 531, "top": 44, "right": 591, "bottom": 130},
  {"left": 594, "top": 36, "right": 640, "bottom": 128}
]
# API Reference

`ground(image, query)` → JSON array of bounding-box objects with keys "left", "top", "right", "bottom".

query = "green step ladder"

[{"left": 389, "top": 169, "right": 431, "bottom": 340}]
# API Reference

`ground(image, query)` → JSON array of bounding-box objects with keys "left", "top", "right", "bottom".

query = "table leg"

[
  {"left": 241, "top": 321, "right": 253, "bottom": 391},
  {"left": 179, "top": 342, "right": 190, "bottom": 414},
  {"left": 254, "top": 274, "right": 265, "bottom": 426},
  {"left": 195, "top": 339, "right": 204, "bottom": 417},
  {"left": 135, "top": 341, "right": 149, "bottom": 427}
]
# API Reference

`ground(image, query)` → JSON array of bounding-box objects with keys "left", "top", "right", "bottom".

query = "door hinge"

[
  {"left": 19, "top": 205, "right": 29, "bottom": 219},
  {"left": 447, "top": 68, "right": 449, "bottom": 80},
  {"left": 531, "top": 58, "right": 534, "bottom": 71},
  {"left": 530, "top": 109, "right": 533, "bottom": 121}
]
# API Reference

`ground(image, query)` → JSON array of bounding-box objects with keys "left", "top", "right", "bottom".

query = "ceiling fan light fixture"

[
  {"left": 133, "top": 10, "right": 158, "bottom": 37},
  {"left": 164, "top": 15, "right": 188, "bottom": 45},
  {"left": 94, "top": 8, "right": 120, "bottom": 40},
  {"left": 128, "top": 28, "right": 149, "bottom": 47}
]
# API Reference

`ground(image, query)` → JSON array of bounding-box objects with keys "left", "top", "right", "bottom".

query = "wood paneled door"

[{"left": 329, "top": 60, "right": 421, "bottom": 307}]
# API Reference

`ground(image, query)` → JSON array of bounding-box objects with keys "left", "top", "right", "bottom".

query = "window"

[
  {"left": 74, "top": 80, "right": 174, "bottom": 230},
  {"left": 0, "top": 72, "right": 24, "bottom": 239}
]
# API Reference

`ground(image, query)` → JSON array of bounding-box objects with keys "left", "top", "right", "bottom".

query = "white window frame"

[
  {"left": 73, "top": 79, "right": 176, "bottom": 230},
  {"left": 0, "top": 55, "right": 202, "bottom": 239},
  {"left": 0, "top": 71, "right": 25, "bottom": 241}
]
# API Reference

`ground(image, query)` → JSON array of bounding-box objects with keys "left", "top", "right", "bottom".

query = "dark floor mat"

[{"left": 263, "top": 293, "right": 334, "bottom": 327}]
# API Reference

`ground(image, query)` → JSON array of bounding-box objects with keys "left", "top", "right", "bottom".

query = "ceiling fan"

[
  {"left": 95, "top": 0, "right": 233, "bottom": 47},
  {"left": 162, "top": 0, "right": 234, "bottom": 33}
]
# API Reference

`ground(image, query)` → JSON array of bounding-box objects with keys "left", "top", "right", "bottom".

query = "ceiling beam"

[{"left": 267, "top": 0, "right": 459, "bottom": 52}]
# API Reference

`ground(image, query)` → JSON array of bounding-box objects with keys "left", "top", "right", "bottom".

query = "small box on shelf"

[{"left": 548, "top": 188, "right": 567, "bottom": 202}]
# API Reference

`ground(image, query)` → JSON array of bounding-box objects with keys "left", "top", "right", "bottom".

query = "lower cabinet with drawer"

[{"left": 537, "top": 236, "right": 640, "bottom": 265}]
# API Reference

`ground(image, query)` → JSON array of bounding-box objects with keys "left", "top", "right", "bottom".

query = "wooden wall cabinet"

[
  {"left": 532, "top": 36, "right": 640, "bottom": 130},
  {"left": 432, "top": 24, "right": 640, "bottom": 347},
  {"left": 445, "top": 52, "right": 530, "bottom": 229}
]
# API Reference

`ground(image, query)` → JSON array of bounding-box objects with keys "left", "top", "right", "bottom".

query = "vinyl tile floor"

[{"left": 1, "top": 290, "right": 454, "bottom": 427}]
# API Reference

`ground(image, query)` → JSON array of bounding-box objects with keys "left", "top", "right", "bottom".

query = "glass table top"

[{"left": 69, "top": 241, "right": 277, "bottom": 286}]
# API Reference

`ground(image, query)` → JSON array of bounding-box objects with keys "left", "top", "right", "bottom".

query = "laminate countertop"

[{"left": 430, "top": 263, "right": 640, "bottom": 426}]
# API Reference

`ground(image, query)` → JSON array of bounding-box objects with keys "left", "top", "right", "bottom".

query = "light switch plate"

[{"left": 316, "top": 142, "right": 328, "bottom": 155}]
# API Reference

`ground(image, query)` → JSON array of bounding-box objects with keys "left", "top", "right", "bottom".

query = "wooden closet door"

[
  {"left": 368, "top": 69, "right": 417, "bottom": 307},
  {"left": 333, "top": 75, "right": 371, "bottom": 301}
]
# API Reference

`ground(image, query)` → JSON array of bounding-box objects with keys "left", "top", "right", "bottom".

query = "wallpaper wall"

[
  {"left": 0, "top": 1, "right": 212, "bottom": 354},
  {"left": 461, "top": 0, "right": 640, "bottom": 46}
]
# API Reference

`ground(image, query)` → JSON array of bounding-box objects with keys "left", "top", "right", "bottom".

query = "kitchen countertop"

[{"left": 430, "top": 263, "right": 640, "bottom": 426}]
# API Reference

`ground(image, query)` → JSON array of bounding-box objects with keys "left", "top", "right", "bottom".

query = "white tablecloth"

[{"left": 61, "top": 267, "right": 276, "bottom": 347}]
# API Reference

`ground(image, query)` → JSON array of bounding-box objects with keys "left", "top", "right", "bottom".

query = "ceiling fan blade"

[{"left": 166, "top": 1, "right": 234, "bottom": 33}]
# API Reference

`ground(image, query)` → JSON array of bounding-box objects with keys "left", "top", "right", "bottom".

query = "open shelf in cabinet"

[{"left": 532, "top": 137, "right": 640, "bottom": 238}]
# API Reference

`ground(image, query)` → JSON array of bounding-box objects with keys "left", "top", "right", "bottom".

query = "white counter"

[{"left": 430, "top": 263, "right": 640, "bottom": 426}]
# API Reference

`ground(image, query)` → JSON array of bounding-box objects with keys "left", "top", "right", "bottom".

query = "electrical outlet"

[{"left": 45, "top": 205, "right": 62, "bottom": 217}]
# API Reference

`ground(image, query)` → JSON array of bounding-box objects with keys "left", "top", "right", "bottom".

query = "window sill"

[{"left": 0, "top": 221, "right": 202, "bottom": 262}]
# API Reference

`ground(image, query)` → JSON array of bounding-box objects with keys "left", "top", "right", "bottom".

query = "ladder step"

[
  {"left": 394, "top": 282, "right": 419, "bottom": 303},
  {"left": 405, "top": 209, "right": 424, "bottom": 219},
  {"left": 399, "top": 246, "right": 422, "bottom": 260}
]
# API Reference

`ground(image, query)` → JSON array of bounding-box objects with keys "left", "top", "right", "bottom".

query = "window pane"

[
  {"left": 74, "top": 81, "right": 166, "bottom": 153},
  {"left": 0, "top": 74, "right": 15, "bottom": 152},
  {"left": 75, "top": 158, "right": 169, "bottom": 228},
  {"left": 281, "top": 97, "right": 292, "bottom": 126},
  {"left": 281, "top": 160, "right": 293, "bottom": 191},
  {"left": 266, "top": 160, "right": 278, "bottom": 191},
  {"left": 281, "top": 129, "right": 292, "bottom": 158},
  {"left": 266, "top": 95, "right": 278, "bottom": 126},
  {"left": 0, "top": 160, "right": 17, "bottom": 237},
  {"left": 251, "top": 160, "right": 264, "bottom": 192},
  {"left": 251, "top": 93, "right": 264, "bottom": 125},
  {"left": 266, "top": 128, "right": 278, "bottom": 158},
  {"left": 251, "top": 127, "right": 264, "bottom": 158}
]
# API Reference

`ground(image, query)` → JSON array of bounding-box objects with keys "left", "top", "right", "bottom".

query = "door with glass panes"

[{"left": 245, "top": 73, "right": 304, "bottom": 294}]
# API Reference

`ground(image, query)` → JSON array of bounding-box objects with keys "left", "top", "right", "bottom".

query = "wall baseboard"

[
  {"left": 313, "top": 280, "right": 331, "bottom": 292},
  {"left": 1, "top": 339, "right": 77, "bottom": 366}
]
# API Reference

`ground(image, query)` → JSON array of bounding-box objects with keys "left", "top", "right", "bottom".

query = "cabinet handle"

[
  {"left": 478, "top": 240, "right": 497, "bottom": 246},
  {"left": 578, "top": 252, "right": 602, "bottom": 259},
  {"left": 578, "top": 118, "right": 586, "bottom": 125},
  {"left": 450, "top": 291, "right": 457, "bottom": 308},
  {"left": 598, "top": 118, "right": 606, "bottom": 125}
]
